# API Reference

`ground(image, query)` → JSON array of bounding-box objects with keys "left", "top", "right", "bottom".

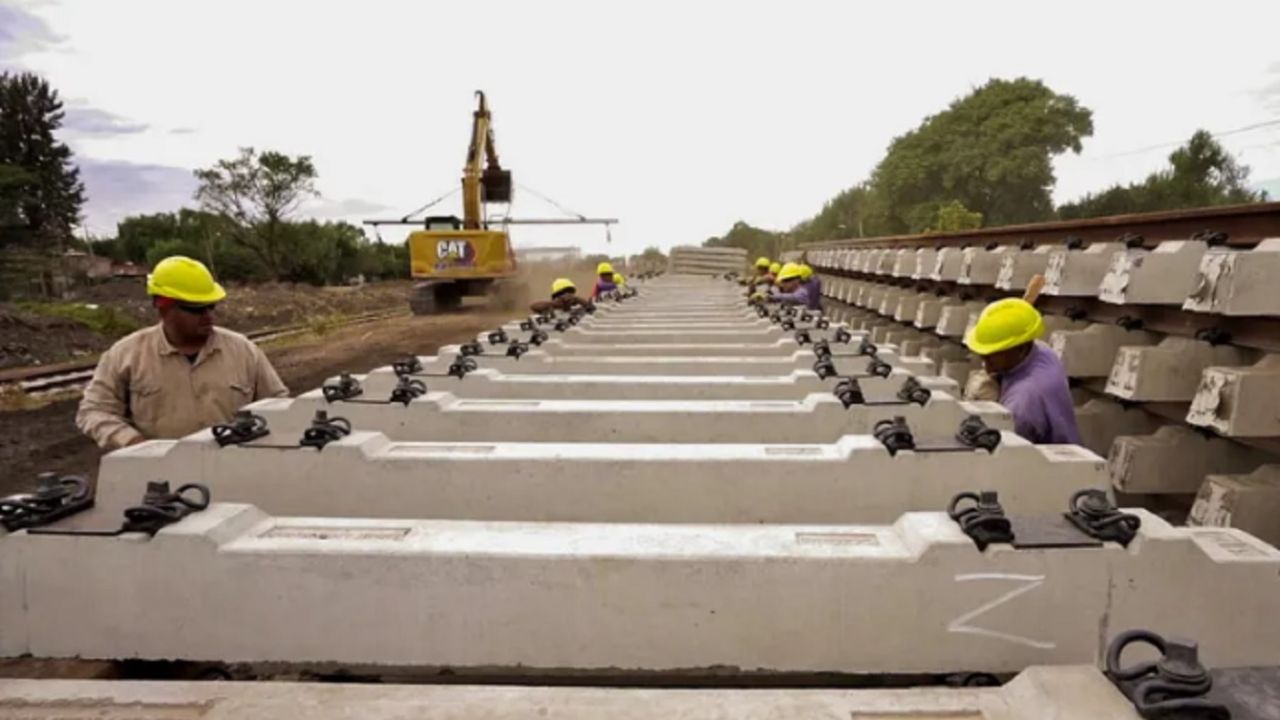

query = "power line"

[{"left": 1091, "top": 118, "right": 1280, "bottom": 160}]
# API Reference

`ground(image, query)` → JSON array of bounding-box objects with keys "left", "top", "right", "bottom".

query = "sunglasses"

[{"left": 176, "top": 303, "right": 218, "bottom": 315}]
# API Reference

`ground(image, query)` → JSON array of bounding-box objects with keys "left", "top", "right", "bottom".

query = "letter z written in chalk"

[{"left": 947, "top": 573, "right": 1055, "bottom": 650}]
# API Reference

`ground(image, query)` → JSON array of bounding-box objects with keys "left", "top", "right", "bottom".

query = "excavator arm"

[{"left": 461, "top": 91, "right": 511, "bottom": 230}]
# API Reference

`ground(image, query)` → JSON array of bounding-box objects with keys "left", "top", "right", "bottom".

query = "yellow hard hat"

[
  {"left": 551, "top": 278, "right": 576, "bottom": 295},
  {"left": 769, "top": 262, "right": 782, "bottom": 275},
  {"left": 146, "top": 256, "right": 226, "bottom": 304},
  {"left": 612, "top": 273, "right": 625, "bottom": 284},
  {"left": 597, "top": 261, "right": 614, "bottom": 275},
  {"left": 964, "top": 298, "right": 1045, "bottom": 356},
  {"left": 799, "top": 264, "right": 814, "bottom": 280},
  {"left": 776, "top": 262, "right": 804, "bottom": 282},
  {"left": 755, "top": 256, "right": 771, "bottom": 269}
]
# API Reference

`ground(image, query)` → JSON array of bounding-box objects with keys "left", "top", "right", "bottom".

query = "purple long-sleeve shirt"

[
  {"left": 997, "top": 341, "right": 1081, "bottom": 445},
  {"left": 771, "top": 284, "right": 821, "bottom": 310}
]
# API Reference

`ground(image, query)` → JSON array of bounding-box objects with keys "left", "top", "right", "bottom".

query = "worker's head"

[
  {"left": 146, "top": 256, "right": 225, "bottom": 343},
  {"left": 596, "top": 261, "right": 614, "bottom": 280},
  {"left": 964, "top": 298, "right": 1044, "bottom": 377},
  {"left": 768, "top": 262, "right": 782, "bottom": 277},
  {"left": 775, "top": 262, "right": 804, "bottom": 292},
  {"left": 798, "top": 264, "right": 814, "bottom": 280},
  {"left": 754, "top": 257, "right": 771, "bottom": 275},
  {"left": 551, "top": 277, "right": 577, "bottom": 299},
  {"left": 612, "top": 273, "right": 625, "bottom": 285}
]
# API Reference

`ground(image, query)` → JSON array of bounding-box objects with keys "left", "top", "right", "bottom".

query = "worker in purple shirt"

[
  {"left": 799, "top": 263, "right": 822, "bottom": 310},
  {"left": 964, "top": 298, "right": 1081, "bottom": 445},
  {"left": 752, "top": 262, "right": 814, "bottom": 308}
]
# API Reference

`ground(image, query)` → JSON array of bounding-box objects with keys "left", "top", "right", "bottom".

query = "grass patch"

[
  {"left": 305, "top": 312, "right": 349, "bottom": 338},
  {"left": 17, "top": 301, "right": 143, "bottom": 338}
]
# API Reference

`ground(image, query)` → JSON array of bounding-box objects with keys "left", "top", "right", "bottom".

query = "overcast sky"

[{"left": 4, "top": 0, "right": 1279, "bottom": 255}]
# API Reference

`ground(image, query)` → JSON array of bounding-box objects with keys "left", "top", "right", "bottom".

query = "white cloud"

[{"left": 77, "top": 158, "right": 197, "bottom": 236}]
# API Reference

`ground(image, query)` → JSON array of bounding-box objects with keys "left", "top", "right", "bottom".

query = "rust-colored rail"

[{"left": 801, "top": 201, "right": 1280, "bottom": 250}]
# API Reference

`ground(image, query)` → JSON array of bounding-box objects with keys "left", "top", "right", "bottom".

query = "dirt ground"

[
  {"left": 0, "top": 279, "right": 414, "bottom": 369},
  {"left": 0, "top": 308, "right": 511, "bottom": 498}
]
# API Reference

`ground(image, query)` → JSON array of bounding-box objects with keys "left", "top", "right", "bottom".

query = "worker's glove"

[
  {"left": 963, "top": 369, "right": 1001, "bottom": 402},
  {"left": 749, "top": 292, "right": 766, "bottom": 304}
]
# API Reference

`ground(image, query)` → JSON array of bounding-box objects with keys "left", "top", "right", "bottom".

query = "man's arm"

[
  {"left": 769, "top": 287, "right": 811, "bottom": 306},
  {"left": 251, "top": 344, "right": 289, "bottom": 399},
  {"left": 75, "top": 347, "right": 146, "bottom": 450}
]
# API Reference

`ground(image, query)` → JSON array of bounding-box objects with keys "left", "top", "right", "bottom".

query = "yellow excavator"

[{"left": 365, "top": 91, "right": 615, "bottom": 314}]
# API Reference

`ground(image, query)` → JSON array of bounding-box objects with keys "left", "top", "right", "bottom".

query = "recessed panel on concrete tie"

[
  {"left": 343, "top": 367, "right": 952, "bottom": 401},
  {"left": 959, "top": 245, "right": 1012, "bottom": 285},
  {"left": 995, "top": 246, "right": 1054, "bottom": 291},
  {"left": 4, "top": 506, "right": 1279, "bottom": 673},
  {"left": 890, "top": 248, "right": 916, "bottom": 277},
  {"left": 528, "top": 339, "right": 806, "bottom": 357},
  {"left": 912, "top": 247, "right": 938, "bottom": 280},
  {"left": 1107, "top": 425, "right": 1270, "bottom": 494},
  {"left": 1042, "top": 243, "right": 1122, "bottom": 297},
  {"left": 1186, "top": 355, "right": 1280, "bottom": 437},
  {"left": 936, "top": 301, "right": 985, "bottom": 338},
  {"left": 1048, "top": 324, "right": 1160, "bottom": 378},
  {"left": 931, "top": 247, "right": 965, "bottom": 281},
  {"left": 246, "top": 391, "right": 1007, "bottom": 443},
  {"left": 893, "top": 292, "right": 926, "bottom": 323},
  {"left": 1183, "top": 238, "right": 1280, "bottom": 316},
  {"left": 94, "top": 432, "right": 1102, "bottom": 525},
  {"left": 915, "top": 297, "right": 960, "bottom": 329},
  {"left": 1098, "top": 240, "right": 1208, "bottom": 305},
  {"left": 1105, "top": 337, "right": 1251, "bottom": 402},
  {"left": 1073, "top": 398, "right": 1165, "bottom": 458},
  {"left": 1189, "top": 464, "right": 1280, "bottom": 548},
  {"left": 0, "top": 666, "right": 1172, "bottom": 719}
]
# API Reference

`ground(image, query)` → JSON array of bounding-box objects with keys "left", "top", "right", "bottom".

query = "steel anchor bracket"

[
  {"left": 29, "top": 481, "right": 212, "bottom": 538},
  {"left": 1065, "top": 489, "right": 1141, "bottom": 547},
  {"left": 1106, "top": 630, "right": 1229, "bottom": 720},
  {"left": 299, "top": 410, "right": 352, "bottom": 450},
  {"left": 389, "top": 376, "right": 428, "bottom": 405},
  {"left": 392, "top": 357, "right": 424, "bottom": 376},
  {"left": 211, "top": 411, "right": 270, "bottom": 447},
  {"left": 322, "top": 373, "right": 363, "bottom": 403},
  {"left": 948, "top": 491, "right": 1014, "bottom": 550},
  {"left": 506, "top": 341, "right": 530, "bottom": 358},
  {"left": 487, "top": 328, "right": 509, "bottom": 345},
  {"left": 0, "top": 472, "right": 94, "bottom": 531},
  {"left": 458, "top": 342, "right": 484, "bottom": 357},
  {"left": 448, "top": 356, "right": 478, "bottom": 379}
]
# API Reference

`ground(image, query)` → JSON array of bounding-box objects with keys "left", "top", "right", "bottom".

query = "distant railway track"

[{"left": 0, "top": 309, "right": 409, "bottom": 397}]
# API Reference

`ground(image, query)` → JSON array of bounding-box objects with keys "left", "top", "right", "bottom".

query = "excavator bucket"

[{"left": 482, "top": 168, "right": 512, "bottom": 203}]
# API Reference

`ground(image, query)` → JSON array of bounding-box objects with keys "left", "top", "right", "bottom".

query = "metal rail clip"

[
  {"left": 954, "top": 415, "right": 1002, "bottom": 453},
  {"left": 519, "top": 318, "right": 536, "bottom": 331},
  {"left": 322, "top": 373, "right": 363, "bottom": 402},
  {"left": 833, "top": 327, "right": 853, "bottom": 344},
  {"left": 896, "top": 376, "right": 932, "bottom": 406},
  {"left": 122, "top": 481, "right": 211, "bottom": 535},
  {"left": 392, "top": 357, "right": 424, "bottom": 376},
  {"left": 1106, "top": 630, "right": 1229, "bottom": 720},
  {"left": 211, "top": 411, "right": 269, "bottom": 447},
  {"left": 873, "top": 416, "right": 915, "bottom": 455},
  {"left": 506, "top": 341, "right": 530, "bottom": 358},
  {"left": 948, "top": 491, "right": 1014, "bottom": 550},
  {"left": 526, "top": 329, "right": 549, "bottom": 346},
  {"left": 389, "top": 376, "right": 427, "bottom": 405},
  {"left": 794, "top": 329, "right": 812, "bottom": 345},
  {"left": 1065, "top": 489, "right": 1141, "bottom": 546},
  {"left": 299, "top": 410, "right": 352, "bottom": 449},
  {"left": 487, "top": 328, "right": 509, "bottom": 345},
  {"left": 459, "top": 342, "right": 484, "bottom": 357},
  {"left": 0, "top": 472, "right": 94, "bottom": 531},
  {"left": 448, "top": 356, "right": 478, "bottom": 379}
]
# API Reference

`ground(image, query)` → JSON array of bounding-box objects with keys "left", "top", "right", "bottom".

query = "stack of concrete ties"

[
  {"left": 3, "top": 273, "right": 1278, "bottom": 718},
  {"left": 667, "top": 245, "right": 747, "bottom": 276},
  {"left": 810, "top": 235, "right": 1280, "bottom": 549}
]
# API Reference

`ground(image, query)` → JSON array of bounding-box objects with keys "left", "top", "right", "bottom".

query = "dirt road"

[{"left": 0, "top": 308, "right": 509, "bottom": 497}]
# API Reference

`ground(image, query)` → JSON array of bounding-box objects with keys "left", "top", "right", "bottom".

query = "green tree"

[
  {"left": 868, "top": 78, "right": 1093, "bottom": 233},
  {"left": 194, "top": 147, "right": 318, "bottom": 279},
  {"left": 1058, "top": 130, "right": 1268, "bottom": 219},
  {"left": 703, "top": 221, "right": 786, "bottom": 259},
  {"left": 930, "top": 200, "right": 984, "bottom": 233},
  {"left": 0, "top": 72, "right": 86, "bottom": 249}
]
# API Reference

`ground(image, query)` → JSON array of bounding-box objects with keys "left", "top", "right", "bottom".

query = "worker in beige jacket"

[{"left": 76, "top": 256, "right": 288, "bottom": 450}]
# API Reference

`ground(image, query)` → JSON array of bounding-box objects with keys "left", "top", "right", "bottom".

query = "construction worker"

[
  {"left": 798, "top": 263, "right": 822, "bottom": 309},
  {"left": 964, "top": 298, "right": 1080, "bottom": 445},
  {"left": 530, "top": 278, "right": 591, "bottom": 314},
  {"left": 591, "top": 261, "right": 618, "bottom": 299},
  {"left": 612, "top": 272, "right": 628, "bottom": 292},
  {"left": 76, "top": 256, "right": 288, "bottom": 451},
  {"left": 752, "top": 262, "right": 815, "bottom": 307}
]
